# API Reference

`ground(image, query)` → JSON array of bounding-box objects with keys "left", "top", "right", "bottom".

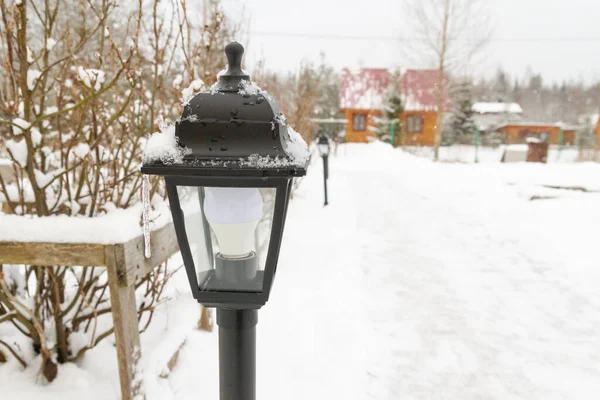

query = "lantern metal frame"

[
  {"left": 317, "top": 133, "right": 331, "bottom": 157},
  {"left": 141, "top": 41, "right": 307, "bottom": 400},
  {"left": 162, "top": 174, "right": 293, "bottom": 309},
  {"left": 141, "top": 41, "right": 306, "bottom": 310}
]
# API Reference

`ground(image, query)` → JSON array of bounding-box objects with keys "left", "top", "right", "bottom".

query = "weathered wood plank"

[
  {"left": 0, "top": 241, "right": 106, "bottom": 266},
  {"left": 118, "top": 222, "right": 179, "bottom": 287},
  {"left": 105, "top": 245, "right": 144, "bottom": 400}
]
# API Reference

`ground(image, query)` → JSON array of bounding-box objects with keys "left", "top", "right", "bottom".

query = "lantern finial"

[
  {"left": 224, "top": 42, "right": 245, "bottom": 76},
  {"left": 216, "top": 41, "right": 250, "bottom": 91}
]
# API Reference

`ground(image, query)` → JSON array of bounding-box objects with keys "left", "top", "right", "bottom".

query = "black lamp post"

[
  {"left": 317, "top": 133, "right": 331, "bottom": 206},
  {"left": 142, "top": 42, "right": 307, "bottom": 400}
]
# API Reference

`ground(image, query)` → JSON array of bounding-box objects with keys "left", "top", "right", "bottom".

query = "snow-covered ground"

[
  {"left": 404, "top": 144, "right": 580, "bottom": 164},
  {"left": 2, "top": 142, "right": 600, "bottom": 399}
]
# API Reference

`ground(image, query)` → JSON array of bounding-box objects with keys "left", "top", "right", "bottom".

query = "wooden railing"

[{"left": 0, "top": 222, "right": 179, "bottom": 400}]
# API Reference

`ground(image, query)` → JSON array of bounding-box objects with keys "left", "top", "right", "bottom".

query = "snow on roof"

[
  {"left": 339, "top": 68, "right": 391, "bottom": 111},
  {"left": 589, "top": 113, "right": 599, "bottom": 130},
  {"left": 309, "top": 118, "right": 348, "bottom": 124},
  {"left": 0, "top": 202, "right": 172, "bottom": 244},
  {"left": 402, "top": 69, "right": 448, "bottom": 112},
  {"left": 495, "top": 122, "right": 579, "bottom": 130},
  {"left": 473, "top": 102, "right": 523, "bottom": 114},
  {"left": 340, "top": 68, "right": 447, "bottom": 112}
]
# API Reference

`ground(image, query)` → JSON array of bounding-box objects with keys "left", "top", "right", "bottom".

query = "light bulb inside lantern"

[
  {"left": 318, "top": 143, "right": 329, "bottom": 156},
  {"left": 203, "top": 187, "right": 263, "bottom": 259}
]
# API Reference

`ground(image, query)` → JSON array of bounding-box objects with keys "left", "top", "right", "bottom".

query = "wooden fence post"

[{"left": 105, "top": 244, "right": 144, "bottom": 400}]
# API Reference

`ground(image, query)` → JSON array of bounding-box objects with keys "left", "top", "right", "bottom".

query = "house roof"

[
  {"left": 340, "top": 68, "right": 448, "bottom": 112},
  {"left": 495, "top": 122, "right": 579, "bottom": 130},
  {"left": 339, "top": 68, "right": 390, "bottom": 111},
  {"left": 472, "top": 102, "right": 523, "bottom": 114},
  {"left": 591, "top": 113, "right": 600, "bottom": 134},
  {"left": 401, "top": 69, "right": 447, "bottom": 111}
]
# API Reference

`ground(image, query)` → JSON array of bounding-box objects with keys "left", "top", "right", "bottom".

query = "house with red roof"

[
  {"left": 340, "top": 68, "right": 447, "bottom": 145},
  {"left": 593, "top": 114, "right": 600, "bottom": 148}
]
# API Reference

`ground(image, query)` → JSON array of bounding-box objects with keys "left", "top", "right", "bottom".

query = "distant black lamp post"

[
  {"left": 317, "top": 133, "right": 330, "bottom": 206},
  {"left": 142, "top": 42, "right": 307, "bottom": 400}
]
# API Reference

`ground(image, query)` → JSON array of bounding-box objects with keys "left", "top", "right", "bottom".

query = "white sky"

[{"left": 222, "top": 0, "right": 600, "bottom": 85}]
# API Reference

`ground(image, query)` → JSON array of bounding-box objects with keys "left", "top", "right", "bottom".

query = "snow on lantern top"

[{"left": 142, "top": 42, "right": 308, "bottom": 178}]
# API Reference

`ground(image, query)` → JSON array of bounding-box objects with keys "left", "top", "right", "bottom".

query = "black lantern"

[
  {"left": 142, "top": 42, "right": 308, "bottom": 400},
  {"left": 142, "top": 42, "right": 307, "bottom": 309},
  {"left": 317, "top": 133, "right": 331, "bottom": 157},
  {"left": 316, "top": 133, "right": 330, "bottom": 206}
]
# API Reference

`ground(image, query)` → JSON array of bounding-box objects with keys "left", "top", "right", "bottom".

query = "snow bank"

[
  {"left": 6, "top": 139, "right": 28, "bottom": 166},
  {"left": 285, "top": 126, "right": 309, "bottom": 165},
  {"left": 238, "top": 79, "right": 261, "bottom": 96},
  {"left": 143, "top": 123, "right": 190, "bottom": 164},
  {"left": 181, "top": 79, "right": 204, "bottom": 105},
  {"left": 77, "top": 67, "right": 105, "bottom": 91},
  {"left": 12, "top": 117, "right": 30, "bottom": 134},
  {"left": 2, "top": 142, "right": 600, "bottom": 399},
  {"left": 0, "top": 202, "right": 171, "bottom": 244},
  {"left": 27, "top": 70, "right": 41, "bottom": 91},
  {"left": 45, "top": 38, "right": 57, "bottom": 51}
]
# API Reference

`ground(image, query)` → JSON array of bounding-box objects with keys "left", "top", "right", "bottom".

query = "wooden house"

[
  {"left": 339, "top": 68, "right": 446, "bottom": 146},
  {"left": 594, "top": 114, "right": 600, "bottom": 148},
  {"left": 495, "top": 122, "right": 577, "bottom": 145},
  {"left": 400, "top": 69, "right": 446, "bottom": 146},
  {"left": 339, "top": 68, "right": 390, "bottom": 143},
  {"left": 472, "top": 102, "right": 523, "bottom": 132}
]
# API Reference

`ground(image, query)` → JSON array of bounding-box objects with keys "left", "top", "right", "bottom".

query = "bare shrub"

[{"left": 0, "top": 0, "right": 238, "bottom": 381}]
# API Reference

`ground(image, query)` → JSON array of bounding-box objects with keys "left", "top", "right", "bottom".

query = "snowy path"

[{"left": 258, "top": 143, "right": 600, "bottom": 400}]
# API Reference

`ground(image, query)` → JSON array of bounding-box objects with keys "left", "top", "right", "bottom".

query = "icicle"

[{"left": 142, "top": 174, "right": 152, "bottom": 258}]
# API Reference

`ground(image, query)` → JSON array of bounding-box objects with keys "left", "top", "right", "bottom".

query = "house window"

[
  {"left": 352, "top": 113, "right": 367, "bottom": 132},
  {"left": 406, "top": 115, "right": 423, "bottom": 133}
]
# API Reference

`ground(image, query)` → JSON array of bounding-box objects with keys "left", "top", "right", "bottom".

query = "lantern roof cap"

[{"left": 142, "top": 42, "right": 309, "bottom": 177}]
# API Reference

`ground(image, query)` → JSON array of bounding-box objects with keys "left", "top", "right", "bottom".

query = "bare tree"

[
  {"left": 0, "top": 0, "right": 239, "bottom": 382},
  {"left": 404, "top": 0, "right": 491, "bottom": 160}
]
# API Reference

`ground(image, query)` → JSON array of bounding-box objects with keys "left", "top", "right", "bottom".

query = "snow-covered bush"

[{"left": 0, "top": 0, "right": 238, "bottom": 382}]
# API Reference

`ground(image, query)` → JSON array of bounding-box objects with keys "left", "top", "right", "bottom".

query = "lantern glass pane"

[
  {"left": 176, "top": 186, "right": 275, "bottom": 293},
  {"left": 318, "top": 143, "right": 329, "bottom": 156}
]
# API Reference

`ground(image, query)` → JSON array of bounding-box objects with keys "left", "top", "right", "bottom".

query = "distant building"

[
  {"left": 495, "top": 122, "right": 577, "bottom": 145},
  {"left": 593, "top": 114, "right": 600, "bottom": 147},
  {"left": 401, "top": 69, "right": 448, "bottom": 146},
  {"left": 472, "top": 102, "right": 523, "bottom": 132},
  {"left": 339, "top": 68, "right": 447, "bottom": 145},
  {"left": 339, "top": 68, "right": 390, "bottom": 143}
]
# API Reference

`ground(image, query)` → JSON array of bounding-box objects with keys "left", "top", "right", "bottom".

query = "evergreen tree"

[
  {"left": 449, "top": 82, "right": 478, "bottom": 144},
  {"left": 374, "top": 71, "right": 404, "bottom": 145}
]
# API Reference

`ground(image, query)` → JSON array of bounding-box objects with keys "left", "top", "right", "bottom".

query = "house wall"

[
  {"left": 399, "top": 111, "right": 438, "bottom": 146},
  {"left": 498, "top": 125, "right": 576, "bottom": 145},
  {"left": 343, "top": 109, "right": 376, "bottom": 143},
  {"left": 594, "top": 118, "right": 600, "bottom": 148},
  {"left": 342, "top": 109, "right": 438, "bottom": 146}
]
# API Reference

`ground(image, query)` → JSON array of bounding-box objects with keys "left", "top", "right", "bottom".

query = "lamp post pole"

[
  {"left": 475, "top": 125, "right": 481, "bottom": 163},
  {"left": 323, "top": 154, "right": 329, "bottom": 206},
  {"left": 218, "top": 308, "right": 257, "bottom": 400},
  {"left": 143, "top": 41, "right": 308, "bottom": 400},
  {"left": 317, "top": 134, "right": 331, "bottom": 206},
  {"left": 557, "top": 127, "right": 564, "bottom": 161}
]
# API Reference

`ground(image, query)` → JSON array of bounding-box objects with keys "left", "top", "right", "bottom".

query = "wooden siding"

[
  {"left": 399, "top": 111, "right": 437, "bottom": 146},
  {"left": 497, "top": 125, "right": 576, "bottom": 145},
  {"left": 344, "top": 109, "right": 375, "bottom": 143},
  {"left": 594, "top": 118, "right": 600, "bottom": 148},
  {"left": 342, "top": 109, "right": 438, "bottom": 146}
]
